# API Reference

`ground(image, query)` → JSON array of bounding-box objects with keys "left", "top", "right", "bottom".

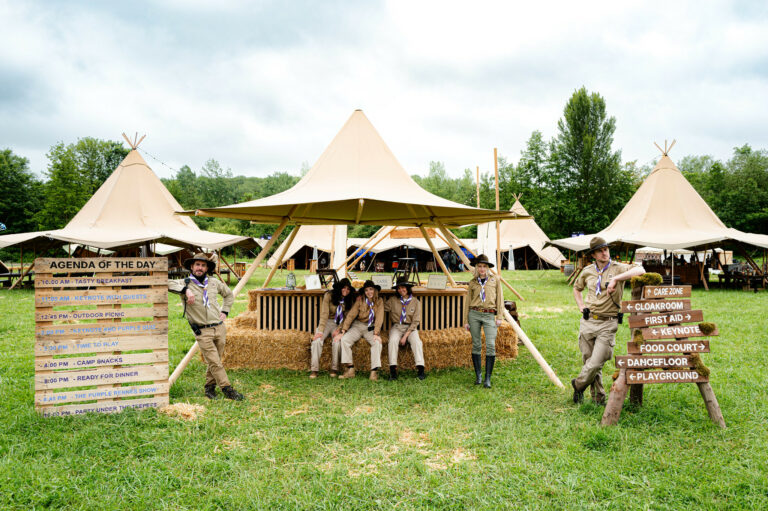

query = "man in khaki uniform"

[
  {"left": 339, "top": 280, "right": 384, "bottom": 380},
  {"left": 168, "top": 253, "right": 244, "bottom": 401},
  {"left": 384, "top": 278, "right": 425, "bottom": 381},
  {"left": 572, "top": 237, "right": 645, "bottom": 404}
]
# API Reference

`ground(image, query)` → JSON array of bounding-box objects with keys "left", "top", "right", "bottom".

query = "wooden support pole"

[
  {"left": 418, "top": 225, "right": 456, "bottom": 287},
  {"left": 169, "top": 218, "right": 290, "bottom": 386},
  {"left": 262, "top": 225, "right": 302, "bottom": 288},
  {"left": 501, "top": 307, "right": 564, "bottom": 389},
  {"left": 9, "top": 262, "right": 34, "bottom": 290},
  {"left": 344, "top": 226, "right": 396, "bottom": 272},
  {"left": 218, "top": 251, "right": 240, "bottom": 283},
  {"left": 336, "top": 225, "right": 386, "bottom": 271},
  {"left": 697, "top": 382, "right": 726, "bottom": 428}
]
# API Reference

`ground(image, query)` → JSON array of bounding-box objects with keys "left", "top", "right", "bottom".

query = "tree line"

[{"left": 2, "top": 87, "right": 767, "bottom": 261}]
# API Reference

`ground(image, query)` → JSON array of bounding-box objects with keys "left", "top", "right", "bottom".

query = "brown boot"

[
  {"left": 309, "top": 371, "right": 318, "bottom": 379},
  {"left": 339, "top": 366, "right": 356, "bottom": 379},
  {"left": 369, "top": 370, "right": 379, "bottom": 381}
]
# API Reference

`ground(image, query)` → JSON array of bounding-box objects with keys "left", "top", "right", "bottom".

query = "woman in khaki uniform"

[
  {"left": 339, "top": 280, "right": 384, "bottom": 380},
  {"left": 384, "top": 278, "right": 425, "bottom": 381},
  {"left": 310, "top": 278, "right": 354, "bottom": 379},
  {"left": 463, "top": 254, "right": 504, "bottom": 388}
]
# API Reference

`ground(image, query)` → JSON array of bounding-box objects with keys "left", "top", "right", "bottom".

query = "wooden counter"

[{"left": 248, "top": 287, "right": 468, "bottom": 332}]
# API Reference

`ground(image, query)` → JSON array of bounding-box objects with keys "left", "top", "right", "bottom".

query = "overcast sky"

[{"left": 1, "top": 1, "right": 767, "bottom": 180}]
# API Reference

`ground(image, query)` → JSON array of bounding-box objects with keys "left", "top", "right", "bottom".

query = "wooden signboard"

[
  {"left": 621, "top": 299, "right": 691, "bottom": 313},
  {"left": 34, "top": 257, "right": 169, "bottom": 417},
  {"left": 602, "top": 283, "right": 725, "bottom": 428},
  {"left": 627, "top": 310, "right": 704, "bottom": 328}
]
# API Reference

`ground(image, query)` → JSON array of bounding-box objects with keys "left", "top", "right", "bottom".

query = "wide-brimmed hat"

[
  {"left": 392, "top": 277, "right": 415, "bottom": 290},
  {"left": 589, "top": 237, "right": 610, "bottom": 252},
  {"left": 183, "top": 253, "right": 216, "bottom": 274},
  {"left": 474, "top": 254, "right": 495, "bottom": 268},
  {"left": 334, "top": 278, "right": 354, "bottom": 292},
  {"left": 361, "top": 279, "right": 381, "bottom": 292}
]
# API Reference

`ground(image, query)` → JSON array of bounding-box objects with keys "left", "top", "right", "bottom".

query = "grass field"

[{"left": 1, "top": 269, "right": 767, "bottom": 510}]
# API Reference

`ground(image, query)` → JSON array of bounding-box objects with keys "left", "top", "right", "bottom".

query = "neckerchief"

[
  {"left": 365, "top": 298, "right": 375, "bottom": 326},
  {"left": 190, "top": 275, "right": 210, "bottom": 308},
  {"left": 595, "top": 261, "right": 611, "bottom": 296},
  {"left": 399, "top": 295, "right": 412, "bottom": 323},
  {"left": 478, "top": 277, "right": 488, "bottom": 302},
  {"left": 335, "top": 298, "right": 345, "bottom": 324}
]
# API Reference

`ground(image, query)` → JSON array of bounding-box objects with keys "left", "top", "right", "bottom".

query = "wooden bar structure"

[
  {"left": 248, "top": 288, "right": 467, "bottom": 332},
  {"left": 34, "top": 257, "right": 169, "bottom": 417}
]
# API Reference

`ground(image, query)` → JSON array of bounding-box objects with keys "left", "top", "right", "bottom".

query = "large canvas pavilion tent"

[
  {"left": 0, "top": 147, "right": 257, "bottom": 253},
  {"left": 478, "top": 199, "right": 566, "bottom": 269},
  {"left": 548, "top": 152, "right": 768, "bottom": 253}
]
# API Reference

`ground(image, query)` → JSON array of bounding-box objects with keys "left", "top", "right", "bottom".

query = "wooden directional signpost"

[
  {"left": 34, "top": 258, "right": 169, "bottom": 417},
  {"left": 602, "top": 284, "right": 725, "bottom": 428}
]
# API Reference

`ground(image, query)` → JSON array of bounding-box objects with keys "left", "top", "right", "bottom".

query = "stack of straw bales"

[{"left": 223, "top": 322, "right": 517, "bottom": 371}]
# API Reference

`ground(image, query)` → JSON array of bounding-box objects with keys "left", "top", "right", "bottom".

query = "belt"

[
  {"left": 470, "top": 307, "right": 497, "bottom": 314},
  {"left": 590, "top": 314, "right": 617, "bottom": 321},
  {"left": 196, "top": 321, "right": 223, "bottom": 329}
]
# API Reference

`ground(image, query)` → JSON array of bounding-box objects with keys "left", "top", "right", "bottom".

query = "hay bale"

[
  {"left": 232, "top": 311, "right": 260, "bottom": 329},
  {"left": 223, "top": 322, "right": 517, "bottom": 371}
]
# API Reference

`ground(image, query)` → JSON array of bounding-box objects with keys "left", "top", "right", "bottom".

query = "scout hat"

[
  {"left": 392, "top": 277, "right": 415, "bottom": 290},
  {"left": 334, "top": 277, "right": 354, "bottom": 292},
  {"left": 589, "top": 237, "right": 610, "bottom": 253},
  {"left": 361, "top": 279, "right": 381, "bottom": 292},
  {"left": 183, "top": 253, "right": 216, "bottom": 274},
  {"left": 474, "top": 254, "right": 495, "bottom": 268}
]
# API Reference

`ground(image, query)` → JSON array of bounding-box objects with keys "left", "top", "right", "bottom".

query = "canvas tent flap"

[
  {"left": 0, "top": 149, "right": 257, "bottom": 251},
  {"left": 187, "top": 110, "right": 526, "bottom": 227},
  {"left": 548, "top": 154, "right": 768, "bottom": 252}
]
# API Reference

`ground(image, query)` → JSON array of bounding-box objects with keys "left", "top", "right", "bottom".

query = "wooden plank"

[
  {"left": 627, "top": 339, "right": 710, "bottom": 355},
  {"left": 35, "top": 364, "right": 169, "bottom": 390},
  {"left": 621, "top": 299, "right": 691, "bottom": 313},
  {"left": 626, "top": 369, "right": 708, "bottom": 384},
  {"left": 35, "top": 305, "right": 168, "bottom": 321},
  {"left": 35, "top": 257, "right": 168, "bottom": 273},
  {"left": 35, "top": 288, "right": 167, "bottom": 307},
  {"left": 34, "top": 275, "right": 167, "bottom": 288},
  {"left": 35, "top": 351, "right": 168, "bottom": 371},
  {"left": 36, "top": 383, "right": 170, "bottom": 405},
  {"left": 38, "top": 396, "right": 169, "bottom": 418},
  {"left": 35, "top": 335, "right": 168, "bottom": 356},
  {"left": 627, "top": 310, "right": 704, "bottom": 328},
  {"left": 36, "top": 320, "right": 168, "bottom": 339},
  {"left": 642, "top": 285, "right": 692, "bottom": 299},
  {"left": 641, "top": 324, "right": 718, "bottom": 340},
  {"left": 615, "top": 355, "right": 695, "bottom": 370}
]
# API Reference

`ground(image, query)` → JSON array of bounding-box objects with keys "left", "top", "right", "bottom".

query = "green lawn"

[{"left": 1, "top": 269, "right": 766, "bottom": 510}]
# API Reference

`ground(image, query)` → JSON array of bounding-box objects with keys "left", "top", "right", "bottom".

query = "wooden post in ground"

[
  {"left": 501, "top": 308, "right": 564, "bottom": 388},
  {"left": 169, "top": 218, "right": 290, "bottom": 386},
  {"left": 697, "top": 381, "right": 726, "bottom": 428},
  {"left": 601, "top": 369, "right": 629, "bottom": 426}
]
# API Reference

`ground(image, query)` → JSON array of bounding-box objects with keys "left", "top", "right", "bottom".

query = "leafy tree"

[
  {"left": 0, "top": 149, "right": 43, "bottom": 234},
  {"left": 547, "top": 87, "right": 634, "bottom": 237},
  {"left": 37, "top": 138, "right": 128, "bottom": 229}
]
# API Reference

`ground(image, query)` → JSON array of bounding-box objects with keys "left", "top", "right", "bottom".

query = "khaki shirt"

[
  {"left": 168, "top": 276, "right": 233, "bottom": 326},
  {"left": 316, "top": 292, "right": 350, "bottom": 333},
  {"left": 464, "top": 274, "right": 504, "bottom": 322},
  {"left": 342, "top": 295, "right": 384, "bottom": 335},
  {"left": 574, "top": 261, "right": 632, "bottom": 315},
  {"left": 384, "top": 295, "right": 421, "bottom": 331}
]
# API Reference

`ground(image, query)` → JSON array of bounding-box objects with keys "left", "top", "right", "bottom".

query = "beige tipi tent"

[
  {"left": 549, "top": 153, "right": 768, "bottom": 252},
  {"left": 479, "top": 199, "right": 565, "bottom": 269},
  {"left": 0, "top": 146, "right": 257, "bottom": 252}
]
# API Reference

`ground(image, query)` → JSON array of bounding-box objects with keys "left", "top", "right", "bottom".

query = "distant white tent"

[
  {"left": 477, "top": 199, "right": 565, "bottom": 269},
  {"left": 267, "top": 225, "right": 347, "bottom": 269},
  {"left": 0, "top": 144, "right": 257, "bottom": 252}
]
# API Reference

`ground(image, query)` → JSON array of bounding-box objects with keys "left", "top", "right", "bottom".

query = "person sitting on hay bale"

[
  {"left": 464, "top": 254, "right": 503, "bottom": 388},
  {"left": 339, "top": 280, "right": 384, "bottom": 380},
  {"left": 168, "top": 253, "right": 244, "bottom": 401},
  {"left": 384, "top": 277, "right": 426, "bottom": 381},
  {"left": 310, "top": 278, "right": 355, "bottom": 379}
]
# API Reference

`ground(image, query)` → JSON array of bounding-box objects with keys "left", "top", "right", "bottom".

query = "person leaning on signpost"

[
  {"left": 571, "top": 237, "right": 645, "bottom": 405},
  {"left": 463, "top": 254, "right": 504, "bottom": 388},
  {"left": 168, "top": 253, "right": 244, "bottom": 401},
  {"left": 309, "top": 278, "right": 355, "bottom": 379},
  {"left": 338, "top": 280, "right": 384, "bottom": 380},
  {"left": 384, "top": 277, "right": 426, "bottom": 381}
]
